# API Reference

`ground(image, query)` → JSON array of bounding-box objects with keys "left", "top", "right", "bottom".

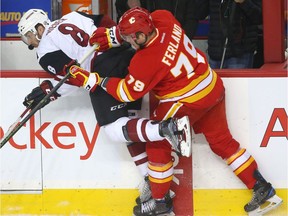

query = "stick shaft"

[
  {"left": 0, "top": 45, "right": 97, "bottom": 148},
  {"left": 0, "top": 104, "right": 32, "bottom": 148}
]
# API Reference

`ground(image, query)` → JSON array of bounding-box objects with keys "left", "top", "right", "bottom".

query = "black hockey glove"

[{"left": 23, "top": 80, "right": 61, "bottom": 109}]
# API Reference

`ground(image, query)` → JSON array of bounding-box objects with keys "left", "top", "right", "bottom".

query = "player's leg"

[
  {"left": 133, "top": 140, "right": 174, "bottom": 216},
  {"left": 89, "top": 88, "right": 149, "bottom": 178},
  {"left": 194, "top": 97, "right": 282, "bottom": 215},
  {"left": 91, "top": 44, "right": 153, "bottom": 205},
  {"left": 244, "top": 170, "right": 283, "bottom": 216},
  {"left": 102, "top": 111, "right": 190, "bottom": 206},
  {"left": 101, "top": 109, "right": 192, "bottom": 157},
  {"left": 133, "top": 102, "right": 187, "bottom": 216},
  {"left": 90, "top": 88, "right": 171, "bottom": 205},
  {"left": 122, "top": 116, "right": 192, "bottom": 157}
]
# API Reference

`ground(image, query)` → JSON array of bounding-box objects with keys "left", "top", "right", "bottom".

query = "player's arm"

[
  {"left": 39, "top": 51, "right": 82, "bottom": 94},
  {"left": 68, "top": 65, "right": 150, "bottom": 102},
  {"left": 23, "top": 50, "right": 94, "bottom": 109},
  {"left": 99, "top": 75, "right": 146, "bottom": 102},
  {"left": 23, "top": 80, "right": 61, "bottom": 109},
  {"left": 23, "top": 51, "right": 71, "bottom": 109},
  {"left": 67, "top": 64, "right": 100, "bottom": 92}
]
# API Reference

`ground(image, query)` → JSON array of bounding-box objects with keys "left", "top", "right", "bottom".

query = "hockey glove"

[
  {"left": 63, "top": 59, "right": 80, "bottom": 74},
  {"left": 23, "top": 80, "right": 60, "bottom": 109},
  {"left": 69, "top": 65, "right": 100, "bottom": 92},
  {"left": 61, "top": 59, "right": 84, "bottom": 86},
  {"left": 89, "top": 26, "right": 122, "bottom": 52}
]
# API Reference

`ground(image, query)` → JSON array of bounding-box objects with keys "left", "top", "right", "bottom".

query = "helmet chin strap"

[
  {"left": 135, "top": 34, "right": 148, "bottom": 49},
  {"left": 36, "top": 34, "right": 41, "bottom": 41},
  {"left": 28, "top": 33, "right": 41, "bottom": 50}
]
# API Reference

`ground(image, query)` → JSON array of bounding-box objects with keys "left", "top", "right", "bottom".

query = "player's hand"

[
  {"left": 23, "top": 80, "right": 60, "bottom": 109},
  {"left": 89, "top": 26, "right": 122, "bottom": 52},
  {"left": 69, "top": 65, "right": 100, "bottom": 92},
  {"left": 63, "top": 59, "right": 79, "bottom": 74}
]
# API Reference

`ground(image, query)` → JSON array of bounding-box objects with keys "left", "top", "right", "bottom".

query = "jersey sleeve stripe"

[
  {"left": 117, "top": 80, "right": 126, "bottom": 102},
  {"left": 116, "top": 79, "right": 136, "bottom": 102},
  {"left": 123, "top": 80, "right": 135, "bottom": 101}
]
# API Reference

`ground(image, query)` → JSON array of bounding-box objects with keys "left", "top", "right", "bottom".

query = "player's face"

[
  {"left": 121, "top": 32, "right": 147, "bottom": 50},
  {"left": 123, "top": 35, "right": 140, "bottom": 50},
  {"left": 21, "top": 31, "right": 40, "bottom": 48}
]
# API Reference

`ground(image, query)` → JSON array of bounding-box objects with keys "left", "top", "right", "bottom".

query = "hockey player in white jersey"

[{"left": 17, "top": 8, "right": 192, "bottom": 211}]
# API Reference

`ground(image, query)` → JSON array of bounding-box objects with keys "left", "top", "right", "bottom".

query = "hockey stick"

[
  {"left": 0, "top": 44, "right": 98, "bottom": 148},
  {"left": 0, "top": 104, "right": 33, "bottom": 148}
]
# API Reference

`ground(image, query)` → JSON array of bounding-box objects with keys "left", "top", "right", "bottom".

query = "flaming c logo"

[{"left": 129, "top": 17, "right": 135, "bottom": 24}]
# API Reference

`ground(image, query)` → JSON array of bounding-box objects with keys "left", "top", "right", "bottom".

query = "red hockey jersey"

[{"left": 106, "top": 10, "right": 219, "bottom": 106}]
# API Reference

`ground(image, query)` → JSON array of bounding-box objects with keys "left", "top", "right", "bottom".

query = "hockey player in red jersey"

[
  {"left": 69, "top": 7, "right": 283, "bottom": 216},
  {"left": 18, "top": 8, "right": 192, "bottom": 206}
]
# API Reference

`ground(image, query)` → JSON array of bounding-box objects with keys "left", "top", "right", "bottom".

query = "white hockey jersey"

[{"left": 35, "top": 12, "right": 104, "bottom": 96}]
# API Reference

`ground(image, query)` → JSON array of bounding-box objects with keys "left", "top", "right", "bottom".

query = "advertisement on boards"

[
  {"left": 0, "top": 76, "right": 287, "bottom": 215},
  {"left": 1, "top": 0, "right": 52, "bottom": 38}
]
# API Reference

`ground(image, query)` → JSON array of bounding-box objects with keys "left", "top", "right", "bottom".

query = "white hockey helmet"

[{"left": 18, "top": 9, "right": 50, "bottom": 36}]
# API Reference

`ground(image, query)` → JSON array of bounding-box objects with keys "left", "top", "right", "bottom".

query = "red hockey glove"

[
  {"left": 63, "top": 59, "right": 79, "bottom": 74},
  {"left": 61, "top": 60, "right": 83, "bottom": 86},
  {"left": 23, "top": 80, "right": 60, "bottom": 109},
  {"left": 69, "top": 65, "right": 100, "bottom": 92},
  {"left": 89, "top": 26, "right": 123, "bottom": 52}
]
